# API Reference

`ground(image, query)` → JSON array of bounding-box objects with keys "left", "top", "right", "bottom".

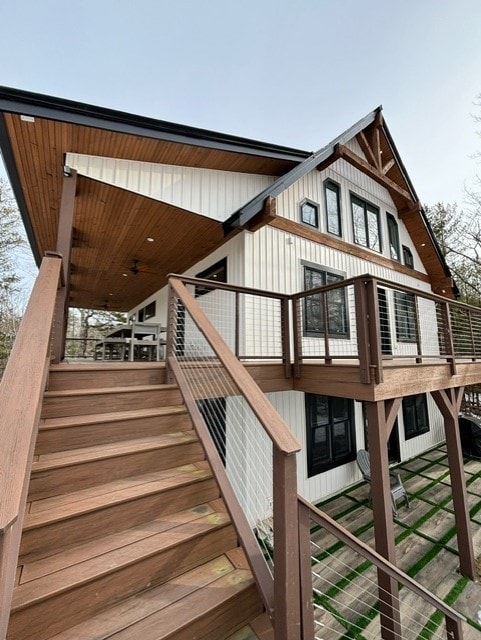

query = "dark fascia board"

[
  {"left": 224, "top": 107, "right": 381, "bottom": 233},
  {"left": 380, "top": 120, "right": 454, "bottom": 285},
  {"left": 0, "top": 86, "right": 310, "bottom": 162}
]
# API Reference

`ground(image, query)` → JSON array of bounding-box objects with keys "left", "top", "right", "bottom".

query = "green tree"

[{"left": 0, "top": 179, "right": 26, "bottom": 373}]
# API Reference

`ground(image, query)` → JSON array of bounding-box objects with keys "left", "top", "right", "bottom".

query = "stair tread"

[
  {"left": 43, "top": 383, "right": 177, "bottom": 398},
  {"left": 32, "top": 431, "right": 198, "bottom": 470},
  {"left": 50, "top": 363, "right": 166, "bottom": 372},
  {"left": 47, "top": 556, "right": 247, "bottom": 640},
  {"left": 13, "top": 511, "right": 231, "bottom": 610},
  {"left": 25, "top": 463, "right": 213, "bottom": 525},
  {"left": 39, "top": 406, "right": 188, "bottom": 430},
  {"left": 21, "top": 503, "right": 217, "bottom": 583}
]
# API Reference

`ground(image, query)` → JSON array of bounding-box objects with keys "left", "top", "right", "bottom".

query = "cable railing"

[
  {"left": 166, "top": 276, "right": 301, "bottom": 639},
  {"left": 166, "top": 274, "right": 468, "bottom": 640},
  {"left": 298, "top": 498, "right": 465, "bottom": 640}
]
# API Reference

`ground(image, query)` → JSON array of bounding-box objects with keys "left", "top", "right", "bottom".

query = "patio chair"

[{"left": 356, "top": 449, "right": 410, "bottom": 516}]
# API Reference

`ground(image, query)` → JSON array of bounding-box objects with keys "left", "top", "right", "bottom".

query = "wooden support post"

[
  {"left": 273, "top": 448, "right": 301, "bottom": 640},
  {"left": 365, "top": 401, "right": 402, "bottom": 640},
  {"left": 354, "top": 279, "right": 371, "bottom": 384},
  {"left": 51, "top": 169, "right": 77, "bottom": 363},
  {"left": 431, "top": 388, "right": 476, "bottom": 580}
]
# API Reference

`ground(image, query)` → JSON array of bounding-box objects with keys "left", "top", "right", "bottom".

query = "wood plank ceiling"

[{"left": 4, "top": 113, "right": 297, "bottom": 310}]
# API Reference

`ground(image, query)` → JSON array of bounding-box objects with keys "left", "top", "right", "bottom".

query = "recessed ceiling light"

[
  {"left": 122, "top": 273, "right": 128, "bottom": 277},
  {"left": 20, "top": 115, "right": 35, "bottom": 123},
  {"left": 420, "top": 243, "right": 426, "bottom": 247},
  {"left": 109, "top": 293, "right": 113, "bottom": 296},
  {"left": 147, "top": 237, "right": 154, "bottom": 242}
]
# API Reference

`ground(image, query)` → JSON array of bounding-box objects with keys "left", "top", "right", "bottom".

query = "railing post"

[
  {"left": 321, "top": 292, "right": 332, "bottom": 364},
  {"left": 292, "top": 297, "right": 302, "bottom": 379},
  {"left": 298, "top": 502, "right": 315, "bottom": 640},
  {"left": 468, "top": 310, "right": 476, "bottom": 361},
  {"left": 414, "top": 294, "right": 422, "bottom": 364},
  {"left": 442, "top": 302, "right": 457, "bottom": 375},
  {"left": 235, "top": 291, "right": 240, "bottom": 358},
  {"left": 365, "top": 278, "right": 383, "bottom": 383},
  {"left": 354, "top": 279, "right": 371, "bottom": 384},
  {"left": 273, "top": 448, "right": 301, "bottom": 640},
  {"left": 281, "top": 297, "right": 291, "bottom": 379},
  {"left": 165, "top": 283, "right": 176, "bottom": 384},
  {"left": 445, "top": 615, "right": 464, "bottom": 640}
]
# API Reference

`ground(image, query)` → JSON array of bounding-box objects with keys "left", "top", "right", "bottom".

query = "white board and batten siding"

[{"left": 65, "top": 152, "right": 275, "bottom": 222}]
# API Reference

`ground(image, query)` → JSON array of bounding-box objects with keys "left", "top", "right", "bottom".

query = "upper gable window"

[
  {"left": 387, "top": 213, "right": 400, "bottom": 261},
  {"left": 403, "top": 245, "right": 414, "bottom": 269},
  {"left": 300, "top": 199, "right": 319, "bottom": 228},
  {"left": 324, "top": 180, "right": 342, "bottom": 236},
  {"left": 351, "top": 194, "right": 381, "bottom": 252}
]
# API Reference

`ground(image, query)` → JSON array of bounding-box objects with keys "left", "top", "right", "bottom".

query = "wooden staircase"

[{"left": 7, "top": 363, "right": 271, "bottom": 640}]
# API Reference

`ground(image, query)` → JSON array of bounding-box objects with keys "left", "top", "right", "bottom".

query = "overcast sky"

[{"left": 1, "top": 0, "right": 481, "bottom": 281}]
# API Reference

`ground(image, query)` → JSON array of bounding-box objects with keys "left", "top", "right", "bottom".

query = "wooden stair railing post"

[
  {"left": 273, "top": 448, "right": 301, "bottom": 640},
  {"left": 443, "top": 302, "right": 457, "bottom": 375},
  {"left": 165, "top": 283, "right": 176, "bottom": 384},
  {"left": 0, "top": 255, "right": 62, "bottom": 639},
  {"left": 298, "top": 502, "right": 314, "bottom": 640}
]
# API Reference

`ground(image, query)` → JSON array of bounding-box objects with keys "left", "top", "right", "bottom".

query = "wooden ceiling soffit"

[{"left": 336, "top": 143, "right": 413, "bottom": 205}]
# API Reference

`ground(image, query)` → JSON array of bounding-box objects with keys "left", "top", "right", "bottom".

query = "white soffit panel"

[{"left": 66, "top": 153, "right": 276, "bottom": 222}]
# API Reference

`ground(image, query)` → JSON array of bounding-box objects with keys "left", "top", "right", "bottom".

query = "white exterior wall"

[
  {"left": 125, "top": 138, "right": 447, "bottom": 506},
  {"left": 66, "top": 153, "right": 275, "bottom": 222}
]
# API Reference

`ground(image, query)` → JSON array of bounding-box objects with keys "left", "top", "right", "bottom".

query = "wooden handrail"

[
  {"left": 0, "top": 255, "right": 62, "bottom": 531},
  {"left": 298, "top": 496, "right": 465, "bottom": 626},
  {"left": 169, "top": 277, "right": 300, "bottom": 455},
  {"left": 0, "top": 255, "right": 62, "bottom": 639}
]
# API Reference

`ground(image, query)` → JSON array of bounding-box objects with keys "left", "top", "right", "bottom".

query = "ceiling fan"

[{"left": 128, "top": 258, "right": 154, "bottom": 276}]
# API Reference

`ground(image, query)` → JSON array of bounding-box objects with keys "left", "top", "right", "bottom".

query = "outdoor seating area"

[
  {"left": 314, "top": 444, "right": 481, "bottom": 638},
  {"left": 94, "top": 323, "right": 166, "bottom": 361}
]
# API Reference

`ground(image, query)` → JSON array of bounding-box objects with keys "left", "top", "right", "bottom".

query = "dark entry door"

[{"left": 387, "top": 420, "right": 401, "bottom": 463}]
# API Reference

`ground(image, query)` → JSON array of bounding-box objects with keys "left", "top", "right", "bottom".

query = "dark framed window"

[
  {"left": 403, "top": 245, "right": 414, "bottom": 269},
  {"left": 402, "top": 394, "right": 430, "bottom": 440},
  {"left": 387, "top": 213, "right": 400, "bottom": 261},
  {"left": 195, "top": 258, "right": 227, "bottom": 297},
  {"left": 303, "top": 266, "right": 349, "bottom": 338},
  {"left": 306, "top": 393, "right": 356, "bottom": 476},
  {"left": 300, "top": 199, "right": 319, "bottom": 228},
  {"left": 351, "top": 194, "right": 381, "bottom": 252},
  {"left": 138, "top": 301, "right": 156, "bottom": 322},
  {"left": 394, "top": 291, "right": 417, "bottom": 343},
  {"left": 324, "top": 180, "right": 342, "bottom": 236}
]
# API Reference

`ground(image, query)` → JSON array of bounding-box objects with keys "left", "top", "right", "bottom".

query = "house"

[{"left": 0, "top": 86, "right": 477, "bottom": 639}]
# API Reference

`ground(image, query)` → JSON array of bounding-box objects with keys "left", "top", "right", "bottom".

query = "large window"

[
  {"left": 300, "top": 199, "right": 319, "bottom": 228},
  {"left": 402, "top": 394, "right": 430, "bottom": 440},
  {"left": 138, "top": 301, "right": 156, "bottom": 321},
  {"left": 351, "top": 194, "right": 381, "bottom": 252},
  {"left": 306, "top": 394, "right": 356, "bottom": 476},
  {"left": 387, "top": 213, "right": 400, "bottom": 261},
  {"left": 304, "top": 266, "right": 348, "bottom": 337},
  {"left": 394, "top": 291, "right": 417, "bottom": 343},
  {"left": 324, "top": 180, "right": 341, "bottom": 236}
]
